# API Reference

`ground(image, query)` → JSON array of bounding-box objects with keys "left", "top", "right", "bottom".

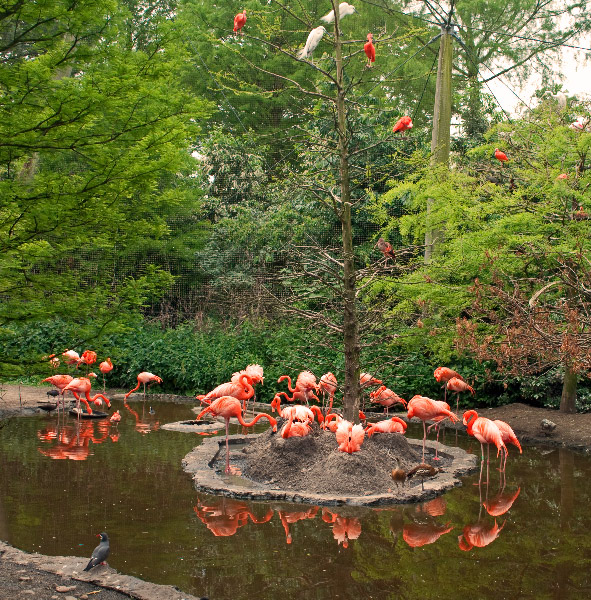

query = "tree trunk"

[
  {"left": 560, "top": 362, "right": 577, "bottom": 413},
  {"left": 425, "top": 27, "right": 453, "bottom": 264},
  {"left": 333, "top": 8, "right": 360, "bottom": 422}
]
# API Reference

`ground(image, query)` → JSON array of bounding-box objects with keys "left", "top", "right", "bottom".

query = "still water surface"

[{"left": 1, "top": 399, "right": 590, "bottom": 599}]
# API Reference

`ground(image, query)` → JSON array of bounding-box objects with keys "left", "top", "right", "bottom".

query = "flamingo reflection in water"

[
  {"left": 483, "top": 486, "right": 521, "bottom": 517},
  {"left": 458, "top": 519, "right": 506, "bottom": 551},
  {"left": 37, "top": 420, "right": 117, "bottom": 461},
  {"left": 123, "top": 399, "right": 160, "bottom": 435},
  {"left": 415, "top": 496, "right": 447, "bottom": 518},
  {"left": 278, "top": 506, "right": 319, "bottom": 545},
  {"left": 402, "top": 521, "right": 454, "bottom": 547},
  {"left": 194, "top": 497, "right": 273, "bottom": 537},
  {"left": 322, "top": 509, "right": 362, "bottom": 548}
]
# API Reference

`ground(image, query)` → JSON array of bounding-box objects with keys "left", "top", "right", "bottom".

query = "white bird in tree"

[
  {"left": 321, "top": 2, "right": 357, "bottom": 23},
  {"left": 297, "top": 26, "right": 326, "bottom": 60}
]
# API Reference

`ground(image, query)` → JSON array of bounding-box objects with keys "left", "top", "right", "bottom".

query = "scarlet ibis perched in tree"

[
  {"left": 321, "top": 2, "right": 357, "bottom": 23},
  {"left": 392, "top": 116, "right": 412, "bottom": 134},
  {"left": 233, "top": 10, "right": 246, "bottom": 35},
  {"left": 297, "top": 26, "right": 326, "bottom": 60},
  {"left": 376, "top": 237, "right": 395, "bottom": 260},
  {"left": 364, "top": 33, "right": 375, "bottom": 67},
  {"left": 494, "top": 148, "right": 508, "bottom": 164}
]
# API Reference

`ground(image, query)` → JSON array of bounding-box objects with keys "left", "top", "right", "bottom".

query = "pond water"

[{"left": 1, "top": 399, "right": 590, "bottom": 599}]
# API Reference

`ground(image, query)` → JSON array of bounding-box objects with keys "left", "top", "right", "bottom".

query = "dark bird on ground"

[
  {"left": 407, "top": 463, "right": 442, "bottom": 489},
  {"left": 83, "top": 532, "right": 110, "bottom": 571},
  {"left": 391, "top": 465, "right": 407, "bottom": 488},
  {"left": 46, "top": 389, "right": 60, "bottom": 400}
]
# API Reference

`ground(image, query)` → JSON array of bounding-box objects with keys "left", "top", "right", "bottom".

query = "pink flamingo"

[
  {"left": 426, "top": 399, "right": 455, "bottom": 460},
  {"left": 318, "top": 372, "right": 337, "bottom": 414},
  {"left": 369, "top": 385, "right": 407, "bottom": 414},
  {"left": 197, "top": 396, "right": 277, "bottom": 473},
  {"left": 359, "top": 372, "right": 382, "bottom": 389},
  {"left": 62, "top": 349, "right": 81, "bottom": 366},
  {"left": 277, "top": 371, "right": 319, "bottom": 404},
  {"left": 335, "top": 419, "right": 365, "bottom": 454},
  {"left": 99, "top": 358, "right": 113, "bottom": 393},
  {"left": 280, "top": 414, "right": 311, "bottom": 438},
  {"left": 124, "top": 372, "right": 162, "bottom": 401},
  {"left": 365, "top": 416, "right": 407, "bottom": 437},
  {"left": 493, "top": 419, "right": 522, "bottom": 471},
  {"left": 231, "top": 364, "right": 263, "bottom": 412},
  {"left": 463, "top": 410, "right": 507, "bottom": 485},
  {"left": 271, "top": 395, "right": 323, "bottom": 425},
  {"left": 197, "top": 372, "right": 254, "bottom": 409},
  {"left": 433, "top": 366, "right": 463, "bottom": 403},
  {"left": 42, "top": 374, "right": 74, "bottom": 410},
  {"left": 446, "top": 376, "right": 475, "bottom": 414},
  {"left": 63, "top": 373, "right": 112, "bottom": 415},
  {"left": 407, "top": 395, "right": 459, "bottom": 461},
  {"left": 109, "top": 410, "right": 121, "bottom": 424}
]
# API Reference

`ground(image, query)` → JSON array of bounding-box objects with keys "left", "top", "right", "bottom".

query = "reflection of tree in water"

[{"left": 37, "top": 419, "right": 117, "bottom": 461}]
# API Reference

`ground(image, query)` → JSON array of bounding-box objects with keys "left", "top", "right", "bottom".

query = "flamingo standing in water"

[
  {"left": 407, "top": 395, "right": 459, "bottom": 461},
  {"left": 463, "top": 409, "right": 507, "bottom": 485},
  {"left": 124, "top": 371, "right": 162, "bottom": 401},
  {"left": 231, "top": 364, "right": 263, "bottom": 413},
  {"left": 197, "top": 396, "right": 277, "bottom": 473},
  {"left": 42, "top": 374, "right": 74, "bottom": 410},
  {"left": 63, "top": 373, "right": 112, "bottom": 415},
  {"left": 446, "top": 376, "right": 475, "bottom": 415},
  {"left": 493, "top": 419, "right": 522, "bottom": 471},
  {"left": 426, "top": 399, "right": 454, "bottom": 460}
]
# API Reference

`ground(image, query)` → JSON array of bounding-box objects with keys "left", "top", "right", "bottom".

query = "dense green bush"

[{"left": 4, "top": 316, "right": 590, "bottom": 409}]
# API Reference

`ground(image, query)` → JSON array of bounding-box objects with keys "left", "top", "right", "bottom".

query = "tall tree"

[{"left": 0, "top": 0, "right": 211, "bottom": 342}]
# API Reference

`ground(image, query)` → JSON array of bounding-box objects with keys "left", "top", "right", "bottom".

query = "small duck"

[{"left": 407, "top": 463, "right": 443, "bottom": 490}]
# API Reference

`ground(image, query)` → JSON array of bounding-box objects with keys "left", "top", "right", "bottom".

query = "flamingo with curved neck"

[
  {"left": 197, "top": 373, "right": 254, "bottom": 409},
  {"left": 197, "top": 396, "right": 277, "bottom": 473}
]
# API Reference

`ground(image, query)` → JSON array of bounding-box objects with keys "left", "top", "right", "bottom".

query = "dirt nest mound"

[{"left": 241, "top": 420, "right": 452, "bottom": 496}]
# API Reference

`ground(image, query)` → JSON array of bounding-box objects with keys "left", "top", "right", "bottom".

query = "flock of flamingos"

[{"left": 41, "top": 349, "right": 523, "bottom": 485}]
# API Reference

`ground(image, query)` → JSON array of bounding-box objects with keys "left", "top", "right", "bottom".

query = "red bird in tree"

[
  {"left": 364, "top": 33, "right": 375, "bottom": 67},
  {"left": 494, "top": 148, "right": 508, "bottom": 164},
  {"left": 392, "top": 116, "right": 412, "bottom": 134},
  {"left": 376, "top": 237, "right": 395, "bottom": 260},
  {"left": 233, "top": 10, "right": 246, "bottom": 35}
]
